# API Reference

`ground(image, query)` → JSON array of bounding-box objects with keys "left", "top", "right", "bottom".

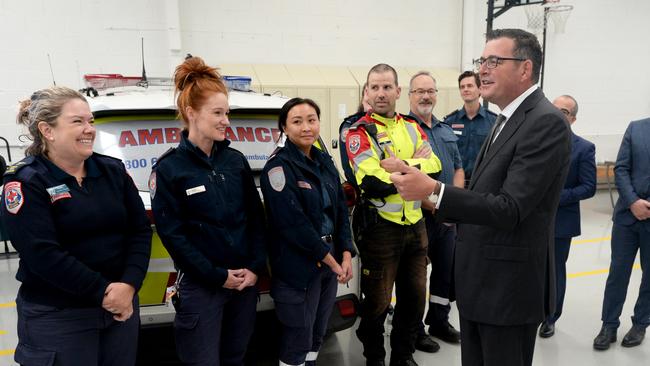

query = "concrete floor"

[{"left": 1, "top": 190, "right": 649, "bottom": 365}]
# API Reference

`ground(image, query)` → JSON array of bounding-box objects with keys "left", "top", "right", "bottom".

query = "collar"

[
  {"left": 40, "top": 154, "right": 102, "bottom": 182},
  {"left": 178, "top": 130, "right": 230, "bottom": 159},
  {"left": 459, "top": 104, "right": 488, "bottom": 119},
  {"left": 369, "top": 112, "right": 399, "bottom": 127},
  {"left": 284, "top": 139, "right": 324, "bottom": 166},
  {"left": 408, "top": 112, "right": 440, "bottom": 129},
  {"left": 499, "top": 85, "right": 538, "bottom": 121}
]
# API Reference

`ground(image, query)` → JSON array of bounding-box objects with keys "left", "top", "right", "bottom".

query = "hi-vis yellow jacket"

[{"left": 346, "top": 112, "right": 442, "bottom": 225}]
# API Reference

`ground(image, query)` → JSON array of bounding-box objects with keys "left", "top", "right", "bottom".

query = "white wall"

[
  {"left": 467, "top": 0, "right": 650, "bottom": 163},
  {"left": 0, "top": 0, "right": 648, "bottom": 163},
  {"left": 0, "top": 0, "right": 462, "bottom": 162}
]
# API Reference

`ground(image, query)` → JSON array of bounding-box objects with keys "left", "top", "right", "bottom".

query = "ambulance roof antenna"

[
  {"left": 139, "top": 38, "right": 149, "bottom": 88},
  {"left": 47, "top": 53, "right": 56, "bottom": 86}
]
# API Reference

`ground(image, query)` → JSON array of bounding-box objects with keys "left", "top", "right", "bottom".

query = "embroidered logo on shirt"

[
  {"left": 297, "top": 181, "right": 312, "bottom": 189},
  {"left": 348, "top": 134, "right": 361, "bottom": 154},
  {"left": 148, "top": 171, "right": 157, "bottom": 200},
  {"left": 186, "top": 185, "right": 206, "bottom": 196},
  {"left": 46, "top": 184, "right": 71, "bottom": 203},
  {"left": 268, "top": 166, "right": 286, "bottom": 192},
  {"left": 4, "top": 181, "right": 24, "bottom": 214}
]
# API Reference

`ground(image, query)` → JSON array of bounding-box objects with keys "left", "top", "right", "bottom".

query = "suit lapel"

[{"left": 470, "top": 89, "right": 545, "bottom": 189}]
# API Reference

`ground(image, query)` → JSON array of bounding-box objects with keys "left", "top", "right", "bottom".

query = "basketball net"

[{"left": 525, "top": 0, "right": 573, "bottom": 35}]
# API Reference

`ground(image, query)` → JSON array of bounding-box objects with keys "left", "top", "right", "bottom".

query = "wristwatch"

[{"left": 427, "top": 181, "right": 441, "bottom": 205}]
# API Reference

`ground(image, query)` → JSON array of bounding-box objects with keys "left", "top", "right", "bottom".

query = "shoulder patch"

[
  {"left": 348, "top": 134, "right": 361, "bottom": 154},
  {"left": 4, "top": 181, "right": 24, "bottom": 214},
  {"left": 4, "top": 157, "right": 35, "bottom": 176},
  {"left": 267, "top": 166, "right": 285, "bottom": 192},
  {"left": 148, "top": 171, "right": 157, "bottom": 200}
]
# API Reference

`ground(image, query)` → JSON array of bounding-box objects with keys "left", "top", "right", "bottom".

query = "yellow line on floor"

[
  {"left": 0, "top": 302, "right": 16, "bottom": 308},
  {"left": 0, "top": 349, "right": 14, "bottom": 356},
  {"left": 571, "top": 236, "right": 611, "bottom": 245},
  {"left": 569, "top": 263, "right": 641, "bottom": 279}
]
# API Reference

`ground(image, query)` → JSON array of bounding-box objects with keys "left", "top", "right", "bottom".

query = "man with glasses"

[
  {"left": 388, "top": 29, "right": 571, "bottom": 366},
  {"left": 444, "top": 71, "right": 497, "bottom": 185},
  {"left": 538, "top": 95, "right": 596, "bottom": 339},
  {"left": 407, "top": 72, "right": 463, "bottom": 353}
]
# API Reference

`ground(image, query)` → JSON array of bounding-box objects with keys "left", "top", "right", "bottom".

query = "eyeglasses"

[
  {"left": 473, "top": 56, "right": 527, "bottom": 70},
  {"left": 410, "top": 88, "right": 438, "bottom": 97}
]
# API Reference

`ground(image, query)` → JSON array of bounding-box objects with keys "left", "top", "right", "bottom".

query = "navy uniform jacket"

[
  {"left": 151, "top": 131, "right": 266, "bottom": 288},
  {"left": 261, "top": 140, "right": 355, "bottom": 290},
  {"left": 445, "top": 105, "right": 497, "bottom": 179},
  {"left": 555, "top": 132, "right": 596, "bottom": 238},
  {"left": 613, "top": 118, "right": 650, "bottom": 229},
  {"left": 1, "top": 154, "right": 152, "bottom": 308}
]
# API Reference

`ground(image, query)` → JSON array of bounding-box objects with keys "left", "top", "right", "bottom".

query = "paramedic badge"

[
  {"left": 268, "top": 166, "right": 286, "bottom": 192},
  {"left": 4, "top": 181, "right": 24, "bottom": 214},
  {"left": 148, "top": 171, "right": 157, "bottom": 200},
  {"left": 348, "top": 134, "right": 361, "bottom": 155}
]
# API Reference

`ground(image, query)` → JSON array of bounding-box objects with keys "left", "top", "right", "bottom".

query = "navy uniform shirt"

[
  {"left": 411, "top": 113, "right": 462, "bottom": 185},
  {"left": 444, "top": 105, "right": 497, "bottom": 179},
  {"left": 151, "top": 131, "right": 266, "bottom": 288},
  {"left": 261, "top": 140, "right": 355, "bottom": 290},
  {"left": 1, "top": 154, "right": 152, "bottom": 308}
]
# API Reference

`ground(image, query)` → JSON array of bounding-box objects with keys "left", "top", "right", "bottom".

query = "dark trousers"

[
  {"left": 273, "top": 270, "right": 338, "bottom": 365},
  {"left": 419, "top": 217, "right": 456, "bottom": 334},
  {"left": 601, "top": 222, "right": 650, "bottom": 329},
  {"left": 15, "top": 294, "right": 139, "bottom": 366},
  {"left": 459, "top": 316, "right": 537, "bottom": 366},
  {"left": 356, "top": 219, "right": 428, "bottom": 362},
  {"left": 174, "top": 276, "right": 257, "bottom": 366},
  {"left": 547, "top": 237, "right": 572, "bottom": 324}
]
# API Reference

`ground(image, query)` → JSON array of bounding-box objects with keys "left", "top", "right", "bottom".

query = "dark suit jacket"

[
  {"left": 613, "top": 118, "right": 650, "bottom": 229},
  {"left": 438, "top": 88, "right": 571, "bottom": 326},
  {"left": 555, "top": 133, "right": 597, "bottom": 238}
]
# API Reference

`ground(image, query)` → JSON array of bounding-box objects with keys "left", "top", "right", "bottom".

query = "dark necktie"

[{"left": 484, "top": 114, "right": 506, "bottom": 157}]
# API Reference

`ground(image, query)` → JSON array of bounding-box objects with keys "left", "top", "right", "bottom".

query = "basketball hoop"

[{"left": 525, "top": 0, "right": 573, "bottom": 34}]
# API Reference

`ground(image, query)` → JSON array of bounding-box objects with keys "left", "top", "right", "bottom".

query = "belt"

[{"left": 321, "top": 234, "right": 334, "bottom": 243}]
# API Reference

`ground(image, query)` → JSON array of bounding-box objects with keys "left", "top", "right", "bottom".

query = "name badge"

[
  {"left": 46, "top": 184, "right": 72, "bottom": 203},
  {"left": 453, "top": 130, "right": 463, "bottom": 135},
  {"left": 186, "top": 185, "right": 206, "bottom": 196}
]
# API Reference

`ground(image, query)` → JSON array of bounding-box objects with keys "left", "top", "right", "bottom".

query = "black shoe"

[
  {"left": 366, "top": 359, "right": 386, "bottom": 366},
  {"left": 538, "top": 321, "right": 555, "bottom": 338},
  {"left": 429, "top": 322, "right": 461, "bottom": 344},
  {"left": 414, "top": 334, "right": 440, "bottom": 353},
  {"left": 305, "top": 361, "right": 316, "bottom": 366},
  {"left": 621, "top": 325, "right": 646, "bottom": 347},
  {"left": 389, "top": 356, "right": 418, "bottom": 366},
  {"left": 593, "top": 327, "right": 617, "bottom": 350}
]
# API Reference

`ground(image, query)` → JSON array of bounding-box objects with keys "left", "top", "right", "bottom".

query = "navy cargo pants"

[
  {"left": 174, "top": 275, "right": 257, "bottom": 366},
  {"left": 14, "top": 294, "right": 139, "bottom": 366},
  {"left": 273, "top": 269, "right": 338, "bottom": 366}
]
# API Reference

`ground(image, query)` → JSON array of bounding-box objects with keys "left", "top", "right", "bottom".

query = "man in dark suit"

[
  {"left": 538, "top": 95, "right": 597, "bottom": 338},
  {"left": 389, "top": 28, "right": 571, "bottom": 366},
  {"left": 593, "top": 118, "right": 650, "bottom": 350}
]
